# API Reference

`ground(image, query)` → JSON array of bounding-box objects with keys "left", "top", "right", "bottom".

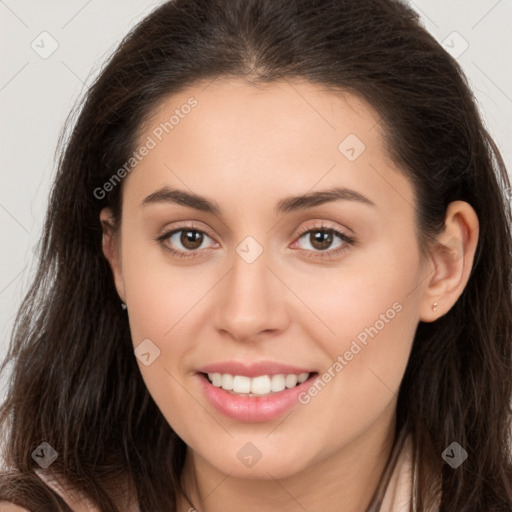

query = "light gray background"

[{"left": 1, "top": 0, "right": 511, "bottom": 403}]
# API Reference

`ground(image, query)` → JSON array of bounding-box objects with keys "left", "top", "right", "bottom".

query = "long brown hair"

[{"left": 1, "top": 0, "right": 512, "bottom": 510}]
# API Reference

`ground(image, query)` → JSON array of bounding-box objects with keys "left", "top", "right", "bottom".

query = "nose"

[{"left": 213, "top": 240, "right": 290, "bottom": 343}]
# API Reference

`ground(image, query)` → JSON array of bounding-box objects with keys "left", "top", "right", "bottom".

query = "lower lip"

[{"left": 196, "top": 372, "right": 318, "bottom": 423}]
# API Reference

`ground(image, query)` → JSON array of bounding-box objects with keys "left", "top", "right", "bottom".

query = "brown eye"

[
  {"left": 179, "top": 229, "right": 204, "bottom": 250},
  {"left": 293, "top": 224, "right": 356, "bottom": 259},
  {"left": 297, "top": 228, "right": 343, "bottom": 252},
  {"left": 308, "top": 230, "right": 334, "bottom": 251},
  {"left": 157, "top": 225, "right": 216, "bottom": 258}
]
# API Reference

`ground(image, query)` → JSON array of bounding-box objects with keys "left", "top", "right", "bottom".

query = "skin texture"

[
  {"left": 0, "top": 503, "right": 29, "bottom": 511},
  {"left": 101, "top": 79, "right": 479, "bottom": 512}
]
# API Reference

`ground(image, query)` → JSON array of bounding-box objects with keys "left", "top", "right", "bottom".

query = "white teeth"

[
  {"left": 211, "top": 373, "right": 222, "bottom": 387},
  {"left": 285, "top": 374, "right": 298, "bottom": 388},
  {"left": 221, "top": 373, "right": 233, "bottom": 390},
  {"left": 271, "top": 374, "right": 286, "bottom": 392},
  {"left": 297, "top": 372, "right": 309, "bottom": 384},
  {"left": 251, "top": 375, "right": 271, "bottom": 395},
  {"left": 206, "top": 372, "right": 311, "bottom": 396},
  {"left": 232, "top": 375, "right": 251, "bottom": 393}
]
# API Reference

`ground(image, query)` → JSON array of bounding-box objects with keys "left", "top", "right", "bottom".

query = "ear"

[
  {"left": 100, "top": 207, "right": 126, "bottom": 304},
  {"left": 419, "top": 200, "right": 479, "bottom": 322}
]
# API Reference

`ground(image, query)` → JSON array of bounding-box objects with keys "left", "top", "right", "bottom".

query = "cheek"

[
  {"left": 119, "top": 235, "right": 217, "bottom": 421},
  {"left": 295, "top": 239, "right": 421, "bottom": 416},
  {"left": 119, "top": 227, "right": 207, "bottom": 346},
  {"left": 294, "top": 233, "right": 420, "bottom": 350}
]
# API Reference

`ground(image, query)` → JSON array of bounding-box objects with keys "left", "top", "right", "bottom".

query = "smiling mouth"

[{"left": 201, "top": 371, "right": 318, "bottom": 397}]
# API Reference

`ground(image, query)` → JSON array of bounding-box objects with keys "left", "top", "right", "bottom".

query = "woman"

[{"left": 1, "top": 0, "right": 511, "bottom": 510}]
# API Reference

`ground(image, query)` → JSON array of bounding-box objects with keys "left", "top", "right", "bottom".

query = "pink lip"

[
  {"left": 196, "top": 360, "right": 315, "bottom": 377},
  {"left": 195, "top": 371, "right": 319, "bottom": 423}
]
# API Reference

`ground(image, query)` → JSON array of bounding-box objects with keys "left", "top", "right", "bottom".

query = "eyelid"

[
  {"left": 156, "top": 221, "right": 356, "bottom": 259},
  {"left": 156, "top": 221, "right": 218, "bottom": 251},
  {"left": 291, "top": 221, "right": 356, "bottom": 258},
  {"left": 294, "top": 221, "right": 353, "bottom": 241}
]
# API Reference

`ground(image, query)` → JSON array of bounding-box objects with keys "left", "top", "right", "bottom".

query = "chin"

[{"left": 202, "top": 445, "right": 310, "bottom": 480}]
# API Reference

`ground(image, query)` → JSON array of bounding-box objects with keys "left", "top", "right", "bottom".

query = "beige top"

[
  {"left": 33, "top": 469, "right": 139, "bottom": 512},
  {"left": 33, "top": 434, "right": 441, "bottom": 512},
  {"left": 368, "top": 431, "right": 442, "bottom": 511}
]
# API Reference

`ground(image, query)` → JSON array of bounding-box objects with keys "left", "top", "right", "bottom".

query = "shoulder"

[
  {"left": 380, "top": 433, "right": 442, "bottom": 512},
  {"left": 35, "top": 469, "right": 139, "bottom": 512},
  {"left": 0, "top": 469, "right": 138, "bottom": 512},
  {"left": 0, "top": 468, "right": 96, "bottom": 511},
  {"left": 33, "top": 469, "right": 101, "bottom": 511},
  {"left": 0, "top": 502, "right": 30, "bottom": 511}
]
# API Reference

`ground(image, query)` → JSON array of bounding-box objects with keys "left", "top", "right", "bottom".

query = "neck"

[{"left": 177, "top": 406, "right": 397, "bottom": 512}]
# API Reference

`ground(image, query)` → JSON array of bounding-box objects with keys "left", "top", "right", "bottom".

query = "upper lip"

[{"left": 196, "top": 360, "right": 316, "bottom": 378}]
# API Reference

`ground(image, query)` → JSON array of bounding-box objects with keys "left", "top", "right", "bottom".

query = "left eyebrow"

[
  {"left": 140, "top": 185, "right": 376, "bottom": 217},
  {"left": 276, "top": 186, "right": 376, "bottom": 214}
]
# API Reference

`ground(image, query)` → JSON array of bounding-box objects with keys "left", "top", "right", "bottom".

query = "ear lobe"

[
  {"left": 100, "top": 207, "right": 126, "bottom": 303},
  {"left": 419, "top": 201, "right": 479, "bottom": 322}
]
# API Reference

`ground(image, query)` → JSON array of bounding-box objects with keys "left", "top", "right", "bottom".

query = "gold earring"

[{"left": 432, "top": 302, "right": 438, "bottom": 312}]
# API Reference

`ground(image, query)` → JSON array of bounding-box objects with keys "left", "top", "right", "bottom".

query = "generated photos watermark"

[
  {"left": 93, "top": 96, "right": 198, "bottom": 200},
  {"left": 298, "top": 301, "right": 403, "bottom": 405}
]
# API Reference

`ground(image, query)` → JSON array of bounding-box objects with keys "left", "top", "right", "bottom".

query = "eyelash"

[{"left": 156, "top": 222, "right": 356, "bottom": 260}]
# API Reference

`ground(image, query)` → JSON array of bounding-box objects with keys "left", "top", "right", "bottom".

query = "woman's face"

[{"left": 103, "top": 79, "right": 431, "bottom": 479}]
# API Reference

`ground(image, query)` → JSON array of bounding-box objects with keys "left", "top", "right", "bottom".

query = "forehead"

[
  {"left": 139, "top": 78, "right": 384, "bottom": 161},
  {"left": 123, "top": 78, "right": 414, "bottom": 217}
]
